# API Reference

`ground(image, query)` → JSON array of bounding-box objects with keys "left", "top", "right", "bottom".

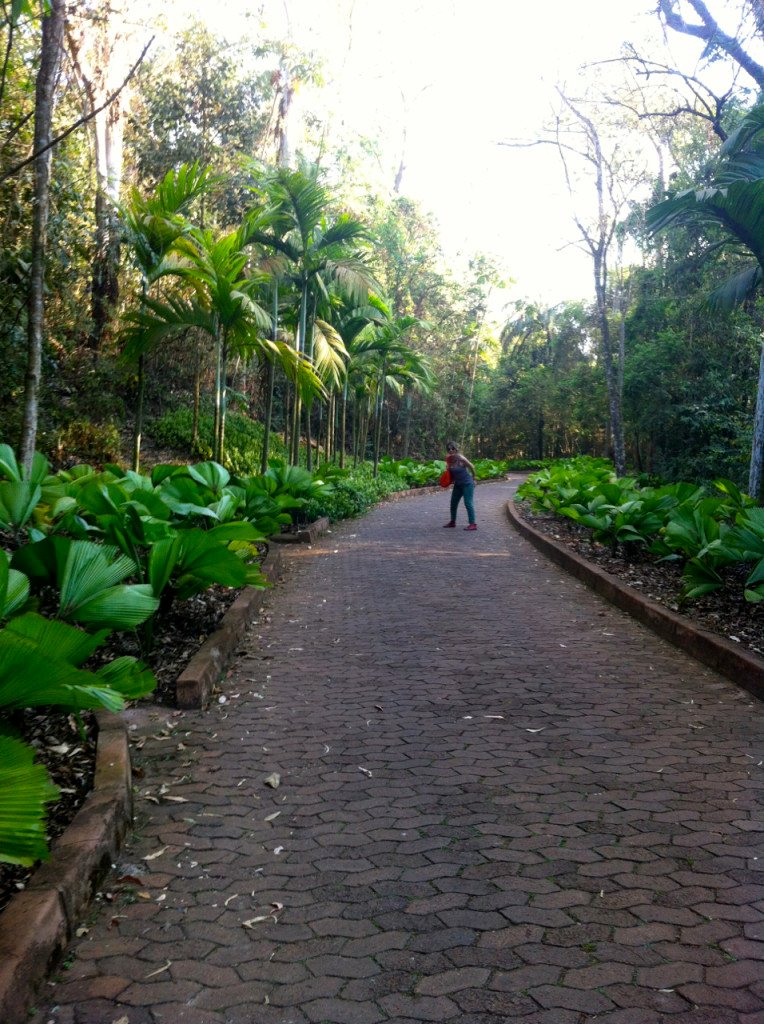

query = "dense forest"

[{"left": 4, "top": 1, "right": 764, "bottom": 487}]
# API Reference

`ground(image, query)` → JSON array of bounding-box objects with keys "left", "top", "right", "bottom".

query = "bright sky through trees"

[{"left": 161, "top": 1, "right": 708, "bottom": 306}]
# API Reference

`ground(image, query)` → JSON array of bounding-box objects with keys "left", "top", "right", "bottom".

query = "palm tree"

[
  {"left": 647, "top": 103, "right": 764, "bottom": 497},
  {"left": 350, "top": 301, "right": 433, "bottom": 474},
  {"left": 122, "top": 218, "right": 321, "bottom": 466},
  {"left": 120, "top": 163, "right": 215, "bottom": 471},
  {"left": 244, "top": 165, "right": 379, "bottom": 466}
]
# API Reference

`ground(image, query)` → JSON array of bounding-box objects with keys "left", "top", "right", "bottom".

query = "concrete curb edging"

[
  {"left": 0, "top": 711, "right": 132, "bottom": 1024},
  {"left": 269, "top": 516, "right": 331, "bottom": 545},
  {"left": 176, "top": 544, "right": 284, "bottom": 709},
  {"left": 506, "top": 499, "right": 764, "bottom": 702},
  {"left": 176, "top": 548, "right": 286, "bottom": 708}
]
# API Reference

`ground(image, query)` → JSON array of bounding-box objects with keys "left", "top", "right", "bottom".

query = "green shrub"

[
  {"left": 305, "top": 464, "right": 408, "bottom": 521},
  {"left": 150, "top": 409, "right": 288, "bottom": 473},
  {"left": 55, "top": 419, "right": 121, "bottom": 467}
]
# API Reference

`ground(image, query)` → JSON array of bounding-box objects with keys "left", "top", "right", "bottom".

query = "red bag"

[{"left": 438, "top": 469, "right": 452, "bottom": 488}]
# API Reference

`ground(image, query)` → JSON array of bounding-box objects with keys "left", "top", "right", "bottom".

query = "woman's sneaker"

[
  {"left": 464, "top": 523, "right": 477, "bottom": 531},
  {"left": 443, "top": 521, "right": 456, "bottom": 528}
]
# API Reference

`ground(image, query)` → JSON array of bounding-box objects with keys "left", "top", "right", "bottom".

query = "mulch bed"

[{"left": 518, "top": 503, "right": 764, "bottom": 657}]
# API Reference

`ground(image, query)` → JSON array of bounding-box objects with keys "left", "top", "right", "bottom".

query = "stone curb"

[
  {"left": 0, "top": 711, "right": 132, "bottom": 1024},
  {"left": 269, "top": 515, "right": 331, "bottom": 545},
  {"left": 176, "top": 543, "right": 284, "bottom": 709},
  {"left": 506, "top": 498, "right": 764, "bottom": 702}
]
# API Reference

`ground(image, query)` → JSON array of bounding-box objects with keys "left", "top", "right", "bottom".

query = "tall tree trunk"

[
  {"left": 66, "top": 3, "right": 137, "bottom": 351},
  {"left": 131, "top": 279, "right": 148, "bottom": 471},
  {"left": 218, "top": 333, "right": 229, "bottom": 464},
  {"left": 340, "top": 380, "right": 348, "bottom": 468},
  {"left": 749, "top": 342, "right": 764, "bottom": 499},
  {"left": 402, "top": 392, "right": 413, "bottom": 457},
  {"left": 373, "top": 367, "right": 386, "bottom": 477},
  {"left": 192, "top": 336, "right": 201, "bottom": 451},
  {"left": 594, "top": 253, "right": 626, "bottom": 476},
  {"left": 19, "top": 0, "right": 65, "bottom": 473},
  {"left": 261, "top": 282, "right": 278, "bottom": 474}
]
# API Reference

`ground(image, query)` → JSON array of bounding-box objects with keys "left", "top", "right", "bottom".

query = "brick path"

[{"left": 35, "top": 479, "right": 764, "bottom": 1024}]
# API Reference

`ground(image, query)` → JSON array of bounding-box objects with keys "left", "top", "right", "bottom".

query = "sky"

[{"left": 161, "top": 0, "right": 719, "bottom": 310}]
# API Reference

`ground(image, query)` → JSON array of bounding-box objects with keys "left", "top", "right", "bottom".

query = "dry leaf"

[
  {"left": 163, "top": 796, "right": 188, "bottom": 803},
  {"left": 264, "top": 812, "right": 281, "bottom": 822},
  {"left": 224, "top": 893, "right": 239, "bottom": 907},
  {"left": 142, "top": 846, "right": 169, "bottom": 861},
  {"left": 242, "top": 915, "right": 277, "bottom": 928},
  {"left": 75, "top": 926, "right": 89, "bottom": 937},
  {"left": 144, "top": 959, "right": 172, "bottom": 978},
  {"left": 264, "top": 773, "right": 281, "bottom": 789},
  {"left": 358, "top": 766, "right": 373, "bottom": 777}
]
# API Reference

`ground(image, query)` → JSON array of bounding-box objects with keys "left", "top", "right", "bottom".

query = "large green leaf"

[
  {"left": 0, "top": 444, "right": 21, "bottom": 482},
  {"left": 58, "top": 541, "right": 137, "bottom": 617},
  {"left": 186, "top": 462, "right": 231, "bottom": 493},
  {"left": 0, "top": 480, "right": 42, "bottom": 531},
  {"left": 0, "top": 636, "right": 124, "bottom": 713},
  {"left": 95, "top": 656, "right": 156, "bottom": 699},
  {"left": 0, "top": 558, "right": 29, "bottom": 621},
  {"left": 0, "top": 733, "right": 59, "bottom": 866},
  {"left": 68, "top": 584, "right": 158, "bottom": 630},
  {"left": 5, "top": 612, "right": 109, "bottom": 666}
]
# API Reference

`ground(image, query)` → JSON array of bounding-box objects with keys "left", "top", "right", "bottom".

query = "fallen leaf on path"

[
  {"left": 264, "top": 812, "right": 281, "bottom": 822},
  {"left": 264, "top": 773, "right": 281, "bottom": 789},
  {"left": 144, "top": 960, "right": 172, "bottom": 978},
  {"left": 358, "top": 766, "right": 373, "bottom": 777},
  {"left": 224, "top": 894, "right": 239, "bottom": 907},
  {"left": 142, "top": 846, "right": 169, "bottom": 861},
  {"left": 242, "top": 915, "right": 278, "bottom": 928}
]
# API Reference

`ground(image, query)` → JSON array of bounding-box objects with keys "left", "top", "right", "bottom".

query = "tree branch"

[
  {"left": 0, "top": 34, "right": 153, "bottom": 185},
  {"left": 658, "top": 0, "right": 764, "bottom": 89}
]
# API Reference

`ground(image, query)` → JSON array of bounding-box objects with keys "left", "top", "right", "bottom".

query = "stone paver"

[{"left": 33, "top": 480, "right": 763, "bottom": 1023}]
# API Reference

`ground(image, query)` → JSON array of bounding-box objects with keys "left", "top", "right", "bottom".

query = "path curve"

[{"left": 36, "top": 479, "right": 764, "bottom": 1024}]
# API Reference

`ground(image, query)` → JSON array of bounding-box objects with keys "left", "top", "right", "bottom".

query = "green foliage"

[
  {"left": 0, "top": 733, "right": 60, "bottom": 867},
  {"left": 150, "top": 408, "right": 288, "bottom": 471},
  {"left": 305, "top": 463, "right": 408, "bottom": 520},
  {"left": 56, "top": 419, "right": 122, "bottom": 467},
  {"left": 518, "top": 459, "right": 764, "bottom": 604}
]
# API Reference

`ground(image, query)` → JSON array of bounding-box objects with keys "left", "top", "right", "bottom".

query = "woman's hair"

[{"left": 446, "top": 440, "right": 459, "bottom": 451}]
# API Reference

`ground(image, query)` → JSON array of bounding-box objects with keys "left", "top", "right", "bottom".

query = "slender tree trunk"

[
  {"left": 192, "top": 337, "right": 201, "bottom": 451},
  {"left": 340, "top": 379, "right": 349, "bottom": 468},
  {"left": 131, "top": 279, "right": 148, "bottom": 471},
  {"left": 749, "top": 341, "right": 764, "bottom": 499},
  {"left": 213, "top": 321, "right": 222, "bottom": 462},
  {"left": 66, "top": 4, "right": 137, "bottom": 352},
  {"left": 373, "top": 367, "right": 386, "bottom": 477},
  {"left": 402, "top": 392, "right": 413, "bottom": 457},
  {"left": 19, "top": 0, "right": 65, "bottom": 473},
  {"left": 218, "top": 333, "right": 229, "bottom": 464},
  {"left": 594, "top": 254, "right": 625, "bottom": 475},
  {"left": 261, "top": 282, "right": 279, "bottom": 474}
]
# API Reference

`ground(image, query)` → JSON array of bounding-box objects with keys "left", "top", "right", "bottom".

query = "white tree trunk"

[{"left": 19, "top": 0, "right": 66, "bottom": 473}]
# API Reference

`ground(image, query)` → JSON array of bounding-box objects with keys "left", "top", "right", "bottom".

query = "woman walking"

[{"left": 443, "top": 440, "right": 477, "bottom": 530}]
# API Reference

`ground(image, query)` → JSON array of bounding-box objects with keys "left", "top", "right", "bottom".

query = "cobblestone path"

[{"left": 36, "top": 479, "right": 763, "bottom": 1024}]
